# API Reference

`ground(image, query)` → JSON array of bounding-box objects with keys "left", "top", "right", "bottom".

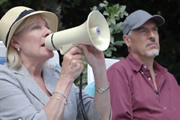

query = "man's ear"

[
  {"left": 123, "top": 35, "right": 131, "bottom": 47},
  {"left": 10, "top": 36, "right": 20, "bottom": 49}
]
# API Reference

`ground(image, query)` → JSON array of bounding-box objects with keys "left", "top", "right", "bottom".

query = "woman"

[{"left": 0, "top": 6, "right": 111, "bottom": 120}]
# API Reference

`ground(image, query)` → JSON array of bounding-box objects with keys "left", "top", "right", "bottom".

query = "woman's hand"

[
  {"left": 79, "top": 45, "right": 111, "bottom": 120},
  {"left": 79, "top": 44, "right": 105, "bottom": 69},
  {"left": 60, "top": 46, "right": 84, "bottom": 83}
]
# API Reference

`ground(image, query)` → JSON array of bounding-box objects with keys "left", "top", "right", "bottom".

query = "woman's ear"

[
  {"left": 123, "top": 35, "right": 131, "bottom": 48},
  {"left": 10, "top": 36, "right": 20, "bottom": 49}
]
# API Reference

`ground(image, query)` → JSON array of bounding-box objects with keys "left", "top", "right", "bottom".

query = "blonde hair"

[{"left": 7, "top": 14, "right": 46, "bottom": 69}]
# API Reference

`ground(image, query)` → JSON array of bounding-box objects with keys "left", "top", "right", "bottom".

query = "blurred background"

[{"left": 0, "top": 0, "right": 179, "bottom": 86}]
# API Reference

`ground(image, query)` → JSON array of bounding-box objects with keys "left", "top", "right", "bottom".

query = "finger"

[
  {"left": 67, "top": 46, "right": 82, "bottom": 55},
  {"left": 71, "top": 59, "right": 83, "bottom": 67},
  {"left": 72, "top": 54, "right": 83, "bottom": 60},
  {"left": 63, "top": 51, "right": 83, "bottom": 62},
  {"left": 78, "top": 44, "right": 88, "bottom": 54}
]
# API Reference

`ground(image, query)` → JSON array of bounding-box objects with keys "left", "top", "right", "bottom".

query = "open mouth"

[{"left": 41, "top": 43, "right": 45, "bottom": 47}]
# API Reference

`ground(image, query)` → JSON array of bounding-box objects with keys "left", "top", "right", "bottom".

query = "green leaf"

[{"left": 0, "top": 0, "right": 8, "bottom": 5}]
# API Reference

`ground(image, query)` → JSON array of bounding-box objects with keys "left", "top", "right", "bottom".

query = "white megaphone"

[{"left": 45, "top": 11, "right": 110, "bottom": 55}]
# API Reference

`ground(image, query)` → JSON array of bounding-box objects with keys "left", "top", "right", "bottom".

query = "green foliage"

[
  {"left": 91, "top": 0, "right": 128, "bottom": 58},
  {"left": 0, "top": 0, "right": 8, "bottom": 5},
  {"left": 75, "top": 1, "right": 128, "bottom": 88},
  {"left": 74, "top": 56, "right": 88, "bottom": 89}
]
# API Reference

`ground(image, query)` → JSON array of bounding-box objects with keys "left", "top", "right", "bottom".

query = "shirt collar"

[
  {"left": 127, "top": 53, "right": 167, "bottom": 73},
  {"left": 127, "top": 53, "right": 143, "bottom": 72}
]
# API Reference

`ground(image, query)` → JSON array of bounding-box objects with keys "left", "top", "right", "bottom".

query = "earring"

[{"left": 17, "top": 48, "right": 20, "bottom": 52}]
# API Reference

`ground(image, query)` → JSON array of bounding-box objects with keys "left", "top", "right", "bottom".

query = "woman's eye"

[{"left": 32, "top": 26, "right": 41, "bottom": 30}]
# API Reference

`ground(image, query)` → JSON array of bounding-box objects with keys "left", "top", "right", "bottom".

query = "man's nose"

[{"left": 148, "top": 30, "right": 156, "bottom": 38}]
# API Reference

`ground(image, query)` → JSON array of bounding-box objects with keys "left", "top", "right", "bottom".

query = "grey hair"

[
  {"left": 128, "top": 30, "right": 132, "bottom": 36},
  {"left": 125, "top": 31, "right": 132, "bottom": 52}
]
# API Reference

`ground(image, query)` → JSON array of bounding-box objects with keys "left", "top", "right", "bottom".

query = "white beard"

[{"left": 145, "top": 49, "right": 159, "bottom": 57}]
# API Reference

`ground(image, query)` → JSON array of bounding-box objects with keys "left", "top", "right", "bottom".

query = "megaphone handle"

[
  {"left": 59, "top": 43, "right": 74, "bottom": 55},
  {"left": 79, "top": 72, "right": 89, "bottom": 120}
]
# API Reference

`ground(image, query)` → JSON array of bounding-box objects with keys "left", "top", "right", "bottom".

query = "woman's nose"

[{"left": 44, "top": 27, "right": 52, "bottom": 37}]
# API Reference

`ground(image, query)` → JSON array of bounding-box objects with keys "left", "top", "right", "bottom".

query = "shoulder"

[
  {"left": 107, "top": 57, "right": 131, "bottom": 73},
  {"left": 165, "top": 71, "right": 177, "bottom": 82},
  {"left": 0, "top": 64, "right": 11, "bottom": 72},
  {"left": 107, "top": 57, "right": 135, "bottom": 85},
  {"left": 0, "top": 64, "right": 16, "bottom": 80},
  {"left": 0, "top": 64, "right": 22, "bottom": 93}
]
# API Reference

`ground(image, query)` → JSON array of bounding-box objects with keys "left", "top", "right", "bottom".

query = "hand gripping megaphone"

[{"left": 45, "top": 11, "right": 110, "bottom": 55}]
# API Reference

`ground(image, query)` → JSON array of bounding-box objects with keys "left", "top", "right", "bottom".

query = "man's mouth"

[{"left": 146, "top": 42, "right": 158, "bottom": 48}]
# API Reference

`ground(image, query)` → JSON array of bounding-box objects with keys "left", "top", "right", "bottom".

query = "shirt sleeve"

[
  {"left": 107, "top": 66, "right": 133, "bottom": 120},
  {"left": 0, "top": 78, "right": 47, "bottom": 120}
]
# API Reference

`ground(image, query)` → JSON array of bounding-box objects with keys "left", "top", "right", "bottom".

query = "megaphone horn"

[{"left": 45, "top": 10, "right": 110, "bottom": 55}]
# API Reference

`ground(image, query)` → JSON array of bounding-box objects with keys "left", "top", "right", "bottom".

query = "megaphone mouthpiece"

[{"left": 45, "top": 33, "right": 57, "bottom": 50}]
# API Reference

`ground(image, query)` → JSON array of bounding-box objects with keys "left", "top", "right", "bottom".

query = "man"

[{"left": 107, "top": 10, "right": 180, "bottom": 120}]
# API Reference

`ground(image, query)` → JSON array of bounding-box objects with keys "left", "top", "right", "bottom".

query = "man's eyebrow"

[
  {"left": 136, "top": 25, "right": 158, "bottom": 30},
  {"left": 135, "top": 27, "right": 145, "bottom": 31}
]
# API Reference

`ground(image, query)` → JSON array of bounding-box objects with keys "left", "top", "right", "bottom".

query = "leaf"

[
  {"left": 0, "top": 0, "right": 8, "bottom": 5},
  {"left": 114, "top": 41, "right": 125, "bottom": 46}
]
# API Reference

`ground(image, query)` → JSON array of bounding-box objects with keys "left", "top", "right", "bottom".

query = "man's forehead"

[{"left": 135, "top": 20, "right": 158, "bottom": 30}]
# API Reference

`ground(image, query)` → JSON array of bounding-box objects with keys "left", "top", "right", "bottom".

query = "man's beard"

[
  {"left": 145, "top": 49, "right": 159, "bottom": 57},
  {"left": 145, "top": 40, "right": 160, "bottom": 57}
]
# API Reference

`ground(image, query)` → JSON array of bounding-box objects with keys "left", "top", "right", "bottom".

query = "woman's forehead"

[{"left": 24, "top": 15, "right": 48, "bottom": 28}]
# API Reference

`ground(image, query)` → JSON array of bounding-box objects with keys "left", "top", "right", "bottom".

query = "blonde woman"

[{"left": 0, "top": 6, "right": 111, "bottom": 120}]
